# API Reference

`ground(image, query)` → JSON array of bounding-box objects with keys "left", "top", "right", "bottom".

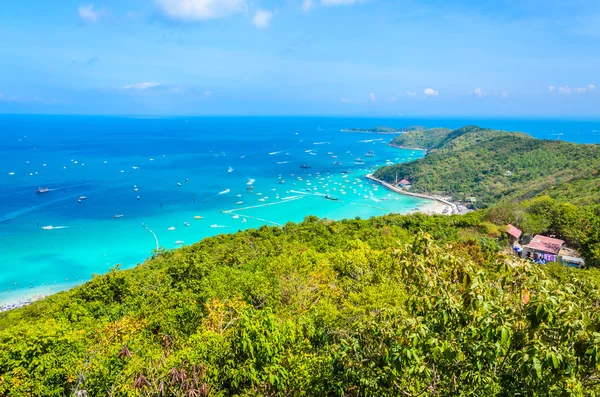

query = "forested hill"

[
  {"left": 377, "top": 125, "right": 600, "bottom": 207},
  {"left": 2, "top": 213, "right": 600, "bottom": 396}
]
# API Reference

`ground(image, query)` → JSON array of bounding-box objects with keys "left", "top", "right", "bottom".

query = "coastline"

[
  {"left": 389, "top": 143, "right": 428, "bottom": 152},
  {"left": 366, "top": 174, "right": 460, "bottom": 214}
]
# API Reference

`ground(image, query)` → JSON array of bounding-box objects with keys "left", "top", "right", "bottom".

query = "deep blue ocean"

[{"left": 1, "top": 115, "right": 599, "bottom": 304}]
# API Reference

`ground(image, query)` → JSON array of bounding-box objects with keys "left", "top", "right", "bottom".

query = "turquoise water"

[{"left": 1, "top": 116, "right": 599, "bottom": 304}]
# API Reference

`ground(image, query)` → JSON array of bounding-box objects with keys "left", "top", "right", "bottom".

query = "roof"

[
  {"left": 561, "top": 256, "right": 585, "bottom": 264},
  {"left": 399, "top": 179, "right": 410, "bottom": 185},
  {"left": 506, "top": 224, "right": 522, "bottom": 239},
  {"left": 525, "top": 235, "right": 564, "bottom": 255}
]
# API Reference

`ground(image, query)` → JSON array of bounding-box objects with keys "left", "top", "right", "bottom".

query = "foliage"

[
  {"left": 1, "top": 213, "right": 600, "bottom": 396},
  {"left": 377, "top": 125, "right": 600, "bottom": 207}
]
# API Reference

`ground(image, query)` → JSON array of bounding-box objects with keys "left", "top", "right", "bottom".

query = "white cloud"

[
  {"left": 368, "top": 92, "right": 376, "bottom": 102},
  {"left": 78, "top": 4, "right": 100, "bottom": 23},
  {"left": 155, "top": 0, "right": 247, "bottom": 21},
  {"left": 204, "top": 90, "right": 212, "bottom": 99},
  {"left": 252, "top": 10, "right": 273, "bottom": 29},
  {"left": 302, "top": 0, "right": 314, "bottom": 12},
  {"left": 424, "top": 88, "right": 439, "bottom": 97},
  {"left": 472, "top": 88, "right": 486, "bottom": 97},
  {"left": 499, "top": 91, "right": 509, "bottom": 98},
  {"left": 550, "top": 84, "right": 596, "bottom": 95},
  {"left": 340, "top": 98, "right": 353, "bottom": 103},
  {"left": 389, "top": 96, "right": 398, "bottom": 102},
  {"left": 321, "top": 0, "right": 359, "bottom": 6},
  {"left": 124, "top": 82, "right": 161, "bottom": 90},
  {"left": 406, "top": 91, "right": 417, "bottom": 97}
]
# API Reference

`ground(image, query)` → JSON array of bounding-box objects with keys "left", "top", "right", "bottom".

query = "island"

[
  {"left": 341, "top": 125, "right": 426, "bottom": 134},
  {"left": 2, "top": 125, "right": 600, "bottom": 397}
]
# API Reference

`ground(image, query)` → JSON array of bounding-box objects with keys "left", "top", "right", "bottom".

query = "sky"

[{"left": 0, "top": 0, "right": 599, "bottom": 117}]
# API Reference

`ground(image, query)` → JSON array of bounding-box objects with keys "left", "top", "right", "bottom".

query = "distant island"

[{"left": 341, "top": 125, "right": 426, "bottom": 134}]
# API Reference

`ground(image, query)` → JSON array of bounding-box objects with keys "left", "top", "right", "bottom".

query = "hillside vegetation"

[
  {"left": 377, "top": 126, "right": 600, "bottom": 207},
  {"left": 2, "top": 213, "right": 600, "bottom": 396}
]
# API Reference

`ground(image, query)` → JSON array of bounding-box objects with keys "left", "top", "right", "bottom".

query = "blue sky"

[{"left": 0, "top": 0, "right": 598, "bottom": 116}]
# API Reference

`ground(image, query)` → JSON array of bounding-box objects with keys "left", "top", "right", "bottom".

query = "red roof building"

[
  {"left": 399, "top": 179, "right": 411, "bottom": 186},
  {"left": 524, "top": 235, "right": 564, "bottom": 255},
  {"left": 506, "top": 224, "right": 522, "bottom": 240}
]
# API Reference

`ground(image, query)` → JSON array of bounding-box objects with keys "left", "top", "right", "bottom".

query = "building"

[
  {"left": 506, "top": 224, "right": 522, "bottom": 245},
  {"left": 399, "top": 179, "right": 411, "bottom": 188},
  {"left": 560, "top": 255, "right": 585, "bottom": 269},
  {"left": 522, "top": 235, "right": 564, "bottom": 262}
]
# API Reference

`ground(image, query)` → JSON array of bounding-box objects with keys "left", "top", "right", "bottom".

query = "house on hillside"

[
  {"left": 399, "top": 179, "right": 411, "bottom": 189},
  {"left": 521, "top": 235, "right": 564, "bottom": 263},
  {"left": 506, "top": 224, "right": 522, "bottom": 245},
  {"left": 505, "top": 171, "right": 512, "bottom": 177}
]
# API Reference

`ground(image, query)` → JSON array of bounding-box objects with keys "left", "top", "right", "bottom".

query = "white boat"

[
  {"left": 79, "top": 196, "right": 87, "bottom": 201},
  {"left": 114, "top": 214, "right": 124, "bottom": 218},
  {"left": 247, "top": 178, "right": 255, "bottom": 185},
  {"left": 232, "top": 215, "right": 240, "bottom": 219},
  {"left": 269, "top": 151, "right": 281, "bottom": 155},
  {"left": 41, "top": 226, "right": 54, "bottom": 230},
  {"left": 167, "top": 226, "right": 176, "bottom": 231},
  {"left": 236, "top": 201, "right": 243, "bottom": 205},
  {"left": 177, "top": 183, "right": 182, "bottom": 186},
  {"left": 219, "top": 189, "right": 230, "bottom": 195},
  {"left": 228, "top": 167, "right": 234, "bottom": 173},
  {"left": 184, "top": 222, "right": 190, "bottom": 227},
  {"left": 210, "top": 224, "right": 225, "bottom": 228},
  {"left": 175, "top": 240, "right": 184, "bottom": 245},
  {"left": 8, "top": 172, "right": 15, "bottom": 175}
]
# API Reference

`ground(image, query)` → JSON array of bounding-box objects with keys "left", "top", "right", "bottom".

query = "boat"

[
  {"left": 41, "top": 226, "right": 54, "bottom": 230},
  {"left": 331, "top": 155, "right": 338, "bottom": 159},
  {"left": 219, "top": 189, "right": 230, "bottom": 195},
  {"left": 365, "top": 151, "right": 375, "bottom": 157},
  {"left": 167, "top": 226, "right": 176, "bottom": 231},
  {"left": 114, "top": 214, "right": 124, "bottom": 218},
  {"left": 137, "top": 196, "right": 140, "bottom": 200},
  {"left": 175, "top": 240, "right": 184, "bottom": 245},
  {"left": 184, "top": 222, "right": 190, "bottom": 227},
  {"left": 327, "top": 152, "right": 334, "bottom": 155},
  {"left": 228, "top": 167, "right": 234, "bottom": 173},
  {"left": 236, "top": 201, "right": 244, "bottom": 205},
  {"left": 332, "top": 161, "right": 342, "bottom": 165},
  {"left": 355, "top": 158, "right": 364, "bottom": 163},
  {"left": 242, "top": 218, "right": 247, "bottom": 223},
  {"left": 325, "top": 194, "right": 338, "bottom": 201},
  {"left": 232, "top": 215, "right": 240, "bottom": 219},
  {"left": 279, "top": 179, "right": 285, "bottom": 184},
  {"left": 79, "top": 196, "right": 87, "bottom": 201},
  {"left": 300, "top": 164, "right": 312, "bottom": 169},
  {"left": 177, "top": 182, "right": 182, "bottom": 186},
  {"left": 247, "top": 178, "right": 256, "bottom": 185},
  {"left": 246, "top": 185, "right": 254, "bottom": 190},
  {"left": 36, "top": 187, "right": 50, "bottom": 193},
  {"left": 194, "top": 216, "right": 203, "bottom": 220}
]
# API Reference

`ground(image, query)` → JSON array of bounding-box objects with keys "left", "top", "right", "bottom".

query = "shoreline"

[
  {"left": 365, "top": 174, "right": 460, "bottom": 214},
  {"left": 389, "top": 143, "right": 428, "bottom": 152}
]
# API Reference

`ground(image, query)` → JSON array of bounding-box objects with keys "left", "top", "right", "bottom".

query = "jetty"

[{"left": 365, "top": 174, "right": 459, "bottom": 214}]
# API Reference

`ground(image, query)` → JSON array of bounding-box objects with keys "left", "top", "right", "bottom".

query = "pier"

[{"left": 365, "top": 174, "right": 459, "bottom": 214}]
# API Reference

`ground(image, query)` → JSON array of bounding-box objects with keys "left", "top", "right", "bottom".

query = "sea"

[{"left": 1, "top": 115, "right": 599, "bottom": 306}]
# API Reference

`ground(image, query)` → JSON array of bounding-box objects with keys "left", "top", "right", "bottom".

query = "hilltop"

[
  {"left": 1, "top": 213, "right": 600, "bottom": 396},
  {"left": 341, "top": 126, "right": 425, "bottom": 134},
  {"left": 376, "top": 126, "right": 600, "bottom": 207}
]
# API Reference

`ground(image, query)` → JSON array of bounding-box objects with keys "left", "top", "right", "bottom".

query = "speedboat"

[
  {"left": 219, "top": 189, "right": 230, "bottom": 195},
  {"left": 184, "top": 222, "right": 190, "bottom": 227},
  {"left": 228, "top": 167, "right": 234, "bottom": 173},
  {"left": 194, "top": 216, "right": 203, "bottom": 220},
  {"left": 167, "top": 226, "right": 176, "bottom": 231},
  {"left": 300, "top": 164, "right": 312, "bottom": 169},
  {"left": 332, "top": 161, "right": 342, "bottom": 165},
  {"left": 114, "top": 214, "right": 124, "bottom": 218},
  {"left": 175, "top": 240, "right": 184, "bottom": 245},
  {"left": 36, "top": 187, "right": 50, "bottom": 193},
  {"left": 236, "top": 201, "right": 244, "bottom": 205}
]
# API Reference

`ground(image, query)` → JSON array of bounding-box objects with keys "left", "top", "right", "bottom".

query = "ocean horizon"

[{"left": 1, "top": 115, "right": 599, "bottom": 306}]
